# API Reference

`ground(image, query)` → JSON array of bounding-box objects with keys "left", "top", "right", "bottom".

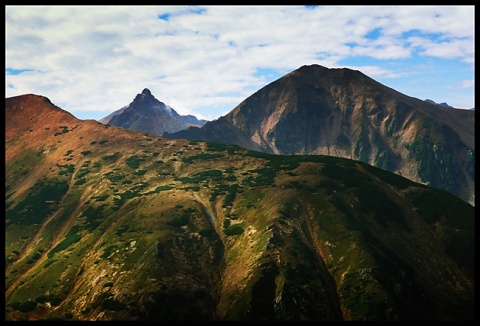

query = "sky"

[{"left": 5, "top": 5, "right": 475, "bottom": 121}]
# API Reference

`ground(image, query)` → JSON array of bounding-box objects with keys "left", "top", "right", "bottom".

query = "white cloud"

[
  {"left": 5, "top": 5, "right": 474, "bottom": 120},
  {"left": 344, "top": 65, "right": 409, "bottom": 79},
  {"left": 449, "top": 79, "right": 475, "bottom": 89},
  {"left": 407, "top": 36, "right": 474, "bottom": 63}
]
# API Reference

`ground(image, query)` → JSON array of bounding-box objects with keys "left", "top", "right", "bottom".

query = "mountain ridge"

[
  {"left": 424, "top": 99, "right": 453, "bottom": 108},
  {"left": 5, "top": 93, "right": 475, "bottom": 321},
  {"left": 164, "top": 64, "right": 475, "bottom": 205}
]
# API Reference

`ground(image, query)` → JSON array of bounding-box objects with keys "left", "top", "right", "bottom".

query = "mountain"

[
  {"left": 5, "top": 94, "right": 475, "bottom": 321},
  {"left": 99, "top": 88, "right": 207, "bottom": 134},
  {"left": 164, "top": 65, "right": 475, "bottom": 205},
  {"left": 424, "top": 99, "right": 453, "bottom": 108}
]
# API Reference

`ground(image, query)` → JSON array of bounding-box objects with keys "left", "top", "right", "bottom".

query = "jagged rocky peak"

[
  {"left": 101, "top": 88, "right": 206, "bottom": 135},
  {"left": 133, "top": 88, "right": 156, "bottom": 103}
]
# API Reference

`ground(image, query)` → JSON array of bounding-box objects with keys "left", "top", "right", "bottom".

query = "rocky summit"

[
  {"left": 100, "top": 88, "right": 206, "bottom": 135},
  {"left": 164, "top": 64, "right": 475, "bottom": 205}
]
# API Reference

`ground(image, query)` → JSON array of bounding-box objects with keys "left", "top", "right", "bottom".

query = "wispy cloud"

[
  {"left": 449, "top": 79, "right": 475, "bottom": 89},
  {"left": 5, "top": 5, "right": 474, "bottom": 120}
]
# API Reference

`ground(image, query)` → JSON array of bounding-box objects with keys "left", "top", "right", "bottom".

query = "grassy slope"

[{"left": 5, "top": 96, "right": 475, "bottom": 321}]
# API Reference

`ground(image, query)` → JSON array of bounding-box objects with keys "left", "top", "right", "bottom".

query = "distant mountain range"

[
  {"left": 423, "top": 99, "right": 453, "bottom": 108},
  {"left": 163, "top": 65, "right": 475, "bottom": 205},
  {"left": 100, "top": 88, "right": 207, "bottom": 135},
  {"left": 5, "top": 93, "right": 475, "bottom": 320}
]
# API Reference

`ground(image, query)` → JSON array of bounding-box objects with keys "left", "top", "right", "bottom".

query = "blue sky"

[{"left": 5, "top": 5, "right": 474, "bottom": 121}]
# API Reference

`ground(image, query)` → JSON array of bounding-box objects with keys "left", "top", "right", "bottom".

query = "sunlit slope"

[
  {"left": 5, "top": 94, "right": 474, "bottom": 320},
  {"left": 165, "top": 64, "right": 475, "bottom": 204}
]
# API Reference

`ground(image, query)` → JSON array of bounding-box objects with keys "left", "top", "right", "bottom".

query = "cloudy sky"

[{"left": 5, "top": 5, "right": 475, "bottom": 121}]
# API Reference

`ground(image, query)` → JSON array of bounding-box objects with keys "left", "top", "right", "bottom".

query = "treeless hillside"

[{"left": 5, "top": 94, "right": 475, "bottom": 321}]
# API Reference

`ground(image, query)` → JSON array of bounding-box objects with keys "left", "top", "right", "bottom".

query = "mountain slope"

[
  {"left": 5, "top": 94, "right": 475, "bottom": 321},
  {"left": 164, "top": 64, "right": 475, "bottom": 205},
  {"left": 100, "top": 88, "right": 206, "bottom": 134}
]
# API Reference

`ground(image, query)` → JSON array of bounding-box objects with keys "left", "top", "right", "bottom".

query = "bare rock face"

[{"left": 165, "top": 65, "right": 475, "bottom": 205}]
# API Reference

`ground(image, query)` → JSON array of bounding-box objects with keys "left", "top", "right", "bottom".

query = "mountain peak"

[
  {"left": 424, "top": 99, "right": 453, "bottom": 108},
  {"left": 100, "top": 88, "right": 207, "bottom": 134},
  {"left": 164, "top": 64, "right": 475, "bottom": 205},
  {"left": 134, "top": 88, "right": 154, "bottom": 102}
]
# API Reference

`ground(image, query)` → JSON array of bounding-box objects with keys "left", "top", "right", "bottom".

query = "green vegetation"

[
  {"left": 115, "top": 225, "right": 129, "bottom": 236},
  {"left": 175, "top": 169, "right": 224, "bottom": 185},
  {"left": 26, "top": 250, "right": 42, "bottom": 264},
  {"left": 181, "top": 152, "right": 224, "bottom": 163},
  {"left": 101, "top": 298, "right": 126, "bottom": 311},
  {"left": 4, "top": 115, "right": 474, "bottom": 321},
  {"left": 354, "top": 182, "right": 407, "bottom": 228},
  {"left": 54, "top": 126, "right": 69, "bottom": 136},
  {"left": 48, "top": 226, "right": 82, "bottom": 258},
  {"left": 10, "top": 300, "right": 37, "bottom": 313},
  {"left": 406, "top": 188, "right": 475, "bottom": 274},
  {"left": 5, "top": 178, "right": 69, "bottom": 226},
  {"left": 222, "top": 184, "right": 240, "bottom": 207},
  {"left": 181, "top": 185, "right": 201, "bottom": 192},
  {"left": 43, "top": 259, "right": 57, "bottom": 268},
  {"left": 80, "top": 205, "right": 105, "bottom": 231},
  {"left": 101, "top": 245, "right": 118, "bottom": 259},
  {"left": 34, "top": 294, "right": 62, "bottom": 306},
  {"left": 74, "top": 178, "right": 87, "bottom": 186},
  {"left": 76, "top": 167, "right": 92, "bottom": 179},
  {"left": 126, "top": 155, "right": 145, "bottom": 169},
  {"left": 57, "top": 163, "right": 75, "bottom": 175},
  {"left": 102, "top": 152, "right": 121, "bottom": 162},
  {"left": 104, "top": 171, "right": 125, "bottom": 182},
  {"left": 167, "top": 215, "right": 189, "bottom": 227},
  {"left": 223, "top": 218, "right": 245, "bottom": 236},
  {"left": 153, "top": 185, "right": 174, "bottom": 193},
  {"left": 224, "top": 225, "right": 244, "bottom": 236},
  {"left": 340, "top": 271, "right": 393, "bottom": 320},
  {"left": 93, "top": 194, "right": 109, "bottom": 202}
]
